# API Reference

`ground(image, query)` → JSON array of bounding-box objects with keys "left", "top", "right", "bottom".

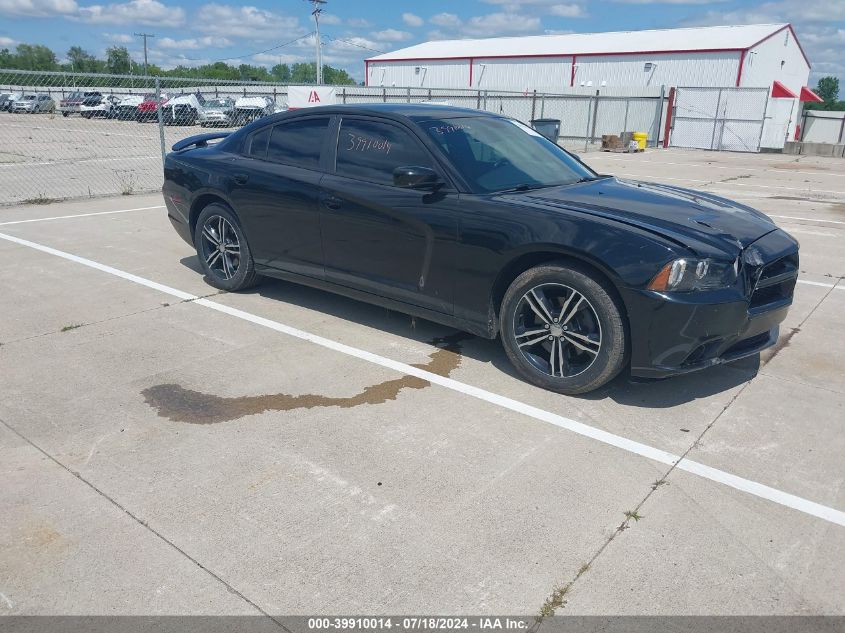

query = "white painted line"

[
  {"left": 619, "top": 173, "right": 845, "bottom": 197},
  {"left": 798, "top": 279, "right": 844, "bottom": 290},
  {"left": 769, "top": 214, "right": 845, "bottom": 227},
  {"left": 0, "top": 205, "right": 164, "bottom": 226},
  {"left": 589, "top": 155, "right": 844, "bottom": 179},
  {"left": 1, "top": 229, "right": 844, "bottom": 528},
  {"left": 782, "top": 228, "right": 836, "bottom": 238},
  {"left": 0, "top": 156, "right": 159, "bottom": 169}
]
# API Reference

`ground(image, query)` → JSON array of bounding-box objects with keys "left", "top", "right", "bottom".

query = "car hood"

[{"left": 519, "top": 176, "right": 777, "bottom": 255}]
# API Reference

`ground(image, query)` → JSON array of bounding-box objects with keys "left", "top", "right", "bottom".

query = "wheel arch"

[
  {"left": 489, "top": 246, "right": 630, "bottom": 336},
  {"left": 189, "top": 192, "right": 236, "bottom": 238}
]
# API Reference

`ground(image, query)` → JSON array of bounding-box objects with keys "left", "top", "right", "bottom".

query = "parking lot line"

[
  {"left": 591, "top": 155, "right": 845, "bottom": 179},
  {"left": 0, "top": 205, "right": 164, "bottom": 226},
  {"left": 2, "top": 228, "right": 844, "bottom": 529},
  {"left": 768, "top": 214, "right": 845, "bottom": 226}
]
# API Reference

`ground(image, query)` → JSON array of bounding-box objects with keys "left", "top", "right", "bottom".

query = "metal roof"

[{"left": 367, "top": 23, "right": 791, "bottom": 61}]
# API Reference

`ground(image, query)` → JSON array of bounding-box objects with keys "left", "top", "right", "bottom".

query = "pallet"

[{"left": 600, "top": 147, "right": 644, "bottom": 153}]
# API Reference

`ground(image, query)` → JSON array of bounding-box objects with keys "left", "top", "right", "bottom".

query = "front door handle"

[
  {"left": 232, "top": 173, "right": 249, "bottom": 185},
  {"left": 322, "top": 196, "right": 342, "bottom": 210}
]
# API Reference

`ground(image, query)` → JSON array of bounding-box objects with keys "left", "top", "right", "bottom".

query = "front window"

[
  {"left": 205, "top": 99, "right": 232, "bottom": 108},
  {"left": 421, "top": 116, "right": 596, "bottom": 193},
  {"left": 336, "top": 118, "right": 435, "bottom": 186}
]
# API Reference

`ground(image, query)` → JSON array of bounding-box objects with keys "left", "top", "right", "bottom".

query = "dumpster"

[
  {"left": 633, "top": 131, "right": 648, "bottom": 150},
  {"left": 530, "top": 118, "right": 561, "bottom": 142}
]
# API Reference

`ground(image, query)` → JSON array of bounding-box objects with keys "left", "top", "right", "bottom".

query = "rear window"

[
  {"left": 265, "top": 117, "right": 330, "bottom": 170},
  {"left": 245, "top": 126, "right": 271, "bottom": 159}
]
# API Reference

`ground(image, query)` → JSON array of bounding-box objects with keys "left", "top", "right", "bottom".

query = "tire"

[
  {"left": 500, "top": 261, "right": 627, "bottom": 395},
  {"left": 193, "top": 203, "right": 259, "bottom": 292},
  {"left": 62, "top": 111, "right": 69, "bottom": 117}
]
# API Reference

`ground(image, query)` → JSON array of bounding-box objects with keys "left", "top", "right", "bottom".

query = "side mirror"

[{"left": 393, "top": 166, "right": 441, "bottom": 190}]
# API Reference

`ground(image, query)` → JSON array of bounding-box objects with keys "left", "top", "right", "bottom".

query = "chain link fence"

[
  {"left": 1, "top": 69, "right": 668, "bottom": 205},
  {"left": 669, "top": 86, "right": 769, "bottom": 152}
]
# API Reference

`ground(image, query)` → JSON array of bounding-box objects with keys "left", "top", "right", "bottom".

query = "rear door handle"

[
  {"left": 232, "top": 173, "right": 249, "bottom": 185},
  {"left": 321, "top": 196, "right": 342, "bottom": 210}
]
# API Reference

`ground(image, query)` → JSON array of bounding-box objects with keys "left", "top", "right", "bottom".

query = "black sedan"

[{"left": 162, "top": 104, "right": 798, "bottom": 394}]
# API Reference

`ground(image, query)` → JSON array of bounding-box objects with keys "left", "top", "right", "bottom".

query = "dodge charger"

[{"left": 162, "top": 104, "right": 798, "bottom": 394}]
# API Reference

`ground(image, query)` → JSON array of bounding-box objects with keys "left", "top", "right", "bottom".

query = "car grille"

[{"left": 748, "top": 252, "right": 798, "bottom": 312}]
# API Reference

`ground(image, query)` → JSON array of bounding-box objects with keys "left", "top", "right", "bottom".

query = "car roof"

[{"left": 275, "top": 103, "right": 504, "bottom": 124}]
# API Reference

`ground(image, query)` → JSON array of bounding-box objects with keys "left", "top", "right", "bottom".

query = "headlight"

[{"left": 647, "top": 258, "right": 738, "bottom": 292}]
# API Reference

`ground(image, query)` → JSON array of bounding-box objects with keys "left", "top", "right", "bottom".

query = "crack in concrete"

[{"left": 0, "top": 414, "right": 290, "bottom": 630}]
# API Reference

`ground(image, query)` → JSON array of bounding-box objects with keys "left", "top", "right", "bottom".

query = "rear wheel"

[
  {"left": 193, "top": 203, "right": 259, "bottom": 292},
  {"left": 500, "top": 262, "right": 627, "bottom": 394},
  {"left": 62, "top": 111, "right": 69, "bottom": 117}
]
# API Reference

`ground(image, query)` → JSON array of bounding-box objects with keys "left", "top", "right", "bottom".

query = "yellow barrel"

[{"left": 633, "top": 132, "right": 648, "bottom": 150}]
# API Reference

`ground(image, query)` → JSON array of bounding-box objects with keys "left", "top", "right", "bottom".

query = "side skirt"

[{"left": 255, "top": 265, "right": 497, "bottom": 340}]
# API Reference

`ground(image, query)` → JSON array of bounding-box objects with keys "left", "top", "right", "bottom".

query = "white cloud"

[
  {"left": 252, "top": 52, "right": 306, "bottom": 65},
  {"left": 73, "top": 0, "right": 184, "bottom": 24},
  {"left": 402, "top": 12, "right": 423, "bottom": 27},
  {"left": 319, "top": 12, "right": 341, "bottom": 25},
  {"left": 0, "top": 35, "right": 16, "bottom": 46},
  {"left": 346, "top": 17, "right": 370, "bottom": 28},
  {"left": 103, "top": 32, "right": 133, "bottom": 43},
  {"left": 0, "top": 0, "right": 77, "bottom": 17},
  {"left": 463, "top": 12, "right": 542, "bottom": 37},
  {"left": 195, "top": 3, "right": 303, "bottom": 40},
  {"left": 371, "top": 28, "right": 411, "bottom": 42},
  {"left": 613, "top": 0, "right": 724, "bottom": 4},
  {"left": 549, "top": 3, "right": 585, "bottom": 17},
  {"left": 158, "top": 36, "right": 232, "bottom": 50},
  {"left": 430, "top": 12, "right": 461, "bottom": 27}
]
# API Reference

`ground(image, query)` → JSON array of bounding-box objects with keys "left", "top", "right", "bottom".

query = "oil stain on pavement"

[{"left": 142, "top": 332, "right": 471, "bottom": 424}]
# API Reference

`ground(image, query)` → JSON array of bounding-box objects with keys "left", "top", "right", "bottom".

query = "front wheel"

[
  {"left": 193, "top": 203, "right": 259, "bottom": 292},
  {"left": 500, "top": 262, "right": 627, "bottom": 395}
]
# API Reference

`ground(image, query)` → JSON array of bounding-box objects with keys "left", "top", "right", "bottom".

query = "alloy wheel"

[
  {"left": 512, "top": 283, "right": 602, "bottom": 378},
  {"left": 200, "top": 215, "right": 241, "bottom": 280}
]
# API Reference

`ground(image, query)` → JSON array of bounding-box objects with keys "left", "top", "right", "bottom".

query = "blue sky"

[{"left": 1, "top": 0, "right": 843, "bottom": 85}]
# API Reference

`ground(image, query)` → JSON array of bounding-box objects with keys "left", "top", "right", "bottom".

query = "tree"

[
  {"left": 290, "top": 62, "right": 317, "bottom": 83},
  {"left": 271, "top": 63, "right": 291, "bottom": 83},
  {"left": 66, "top": 46, "right": 97, "bottom": 72},
  {"left": 323, "top": 65, "right": 356, "bottom": 85},
  {"left": 15, "top": 44, "right": 58, "bottom": 70},
  {"left": 106, "top": 46, "right": 131, "bottom": 74},
  {"left": 815, "top": 76, "right": 839, "bottom": 104}
]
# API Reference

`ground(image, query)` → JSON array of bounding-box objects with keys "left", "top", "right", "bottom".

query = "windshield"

[
  {"left": 421, "top": 116, "right": 597, "bottom": 193},
  {"left": 205, "top": 99, "right": 231, "bottom": 108},
  {"left": 22, "top": 95, "right": 36, "bottom": 101}
]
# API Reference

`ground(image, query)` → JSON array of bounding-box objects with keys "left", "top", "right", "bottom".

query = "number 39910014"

[{"left": 346, "top": 133, "right": 392, "bottom": 155}]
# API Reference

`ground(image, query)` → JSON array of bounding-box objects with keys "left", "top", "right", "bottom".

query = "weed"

[
  {"left": 61, "top": 323, "right": 84, "bottom": 332},
  {"left": 624, "top": 510, "right": 644, "bottom": 522},
  {"left": 23, "top": 193, "right": 63, "bottom": 205},
  {"left": 651, "top": 479, "right": 669, "bottom": 490},
  {"left": 538, "top": 584, "right": 570, "bottom": 617}
]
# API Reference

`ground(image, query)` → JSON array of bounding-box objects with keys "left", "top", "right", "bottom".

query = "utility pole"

[
  {"left": 310, "top": 0, "right": 325, "bottom": 84},
  {"left": 134, "top": 32, "right": 155, "bottom": 76}
]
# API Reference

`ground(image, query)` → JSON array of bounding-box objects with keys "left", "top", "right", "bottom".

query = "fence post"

[
  {"left": 663, "top": 87, "right": 675, "bottom": 148},
  {"left": 589, "top": 89, "right": 600, "bottom": 145},
  {"left": 155, "top": 77, "right": 166, "bottom": 167},
  {"left": 476, "top": 90, "right": 481, "bottom": 110},
  {"left": 584, "top": 95, "right": 593, "bottom": 151},
  {"left": 382, "top": 87, "right": 387, "bottom": 103},
  {"left": 530, "top": 90, "right": 537, "bottom": 122},
  {"left": 407, "top": 87, "right": 411, "bottom": 103},
  {"left": 651, "top": 85, "right": 665, "bottom": 148},
  {"left": 710, "top": 88, "right": 723, "bottom": 150},
  {"left": 623, "top": 98, "right": 630, "bottom": 133}
]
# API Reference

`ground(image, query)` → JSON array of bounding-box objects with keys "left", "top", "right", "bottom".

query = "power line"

[
  {"left": 322, "top": 34, "right": 385, "bottom": 55},
  {"left": 195, "top": 32, "right": 316, "bottom": 65},
  {"left": 133, "top": 32, "right": 155, "bottom": 76}
]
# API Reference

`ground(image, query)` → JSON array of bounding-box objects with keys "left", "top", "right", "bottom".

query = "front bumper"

[
  {"left": 60, "top": 104, "right": 82, "bottom": 113},
  {"left": 624, "top": 229, "right": 799, "bottom": 379}
]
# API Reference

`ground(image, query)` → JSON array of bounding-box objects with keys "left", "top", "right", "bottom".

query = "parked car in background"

[
  {"left": 163, "top": 104, "right": 799, "bottom": 394},
  {"left": 80, "top": 94, "right": 121, "bottom": 118},
  {"left": 59, "top": 91, "right": 101, "bottom": 117},
  {"left": 0, "top": 92, "right": 23, "bottom": 112},
  {"left": 13, "top": 93, "right": 56, "bottom": 114},
  {"left": 199, "top": 97, "right": 235, "bottom": 127},
  {"left": 137, "top": 92, "right": 171, "bottom": 122},
  {"left": 233, "top": 95, "right": 275, "bottom": 125},
  {"left": 161, "top": 93, "right": 205, "bottom": 126},
  {"left": 113, "top": 95, "right": 143, "bottom": 120}
]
